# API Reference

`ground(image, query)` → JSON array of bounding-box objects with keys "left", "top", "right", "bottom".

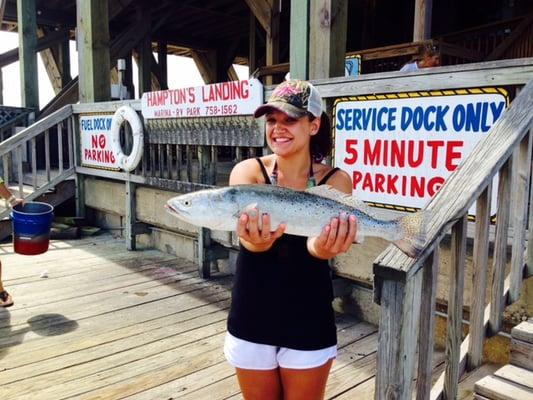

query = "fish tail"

[{"left": 393, "top": 211, "right": 430, "bottom": 258}]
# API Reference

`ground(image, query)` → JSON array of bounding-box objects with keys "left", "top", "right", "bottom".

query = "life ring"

[{"left": 110, "top": 106, "right": 144, "bottom": 172}]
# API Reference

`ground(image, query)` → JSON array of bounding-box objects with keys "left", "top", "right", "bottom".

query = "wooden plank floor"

[{"left": 0, "top": 233, "right": 382, "bottom": 399}]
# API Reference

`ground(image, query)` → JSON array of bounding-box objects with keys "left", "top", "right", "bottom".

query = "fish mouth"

[{"left": 165, "top": 203, "right": 190, "bottom": 217}]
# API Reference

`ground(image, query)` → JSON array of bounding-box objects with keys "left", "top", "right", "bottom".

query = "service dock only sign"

[
  {"left": 80, "top": 114, "right": 119, "bottom": 170},
  {"left": 333, "top": 88, "right": 509, "bottom": 211},
  {"left": 141, "top": 79, "right": 263, "bottom": 119}
]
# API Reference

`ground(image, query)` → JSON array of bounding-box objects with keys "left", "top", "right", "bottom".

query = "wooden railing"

[
  {"left": 440, "top": 13, "right": 533, "bottom": 64},
  {"left": 371, "top": 77, "right": 533, "bottom": 399},
  {"left": 0, "top": 105, "right": 75, "bottom": 219}
]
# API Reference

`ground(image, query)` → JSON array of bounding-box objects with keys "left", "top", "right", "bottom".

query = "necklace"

[{"left": 270, "top": 159, "right": 316, "bottom": 188}]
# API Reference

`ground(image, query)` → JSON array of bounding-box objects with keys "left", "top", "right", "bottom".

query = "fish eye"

[{"left": 183, "top": 200, "right": 191, "bottom": 207}]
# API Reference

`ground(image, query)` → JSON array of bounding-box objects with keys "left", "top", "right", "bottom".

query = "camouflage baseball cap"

[{"left": 254, "top": 79, "right": 323, "bottom": 119}]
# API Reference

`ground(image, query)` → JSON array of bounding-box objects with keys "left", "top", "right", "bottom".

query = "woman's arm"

[
  {"left": 0, "top": 181, "right": 23, "bottom": 207},
  {"left": 307, "top": 169, "right": 357, "bottom": 259},
  {"left": 230, "top": 159, "right": 285, "bottom": 253}
]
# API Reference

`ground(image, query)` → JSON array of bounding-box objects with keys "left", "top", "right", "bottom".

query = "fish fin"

[
  {"left": 392, "top": 210, "right": 431, "bottom": 258},
  {"left": 243, "top": 202, "right": 258, "bottom": 211},
  {"left": 232, "top": 203, "right": 258, "bottom": 219},
  {"left": 306, "top": 185, "right": 380, "bottom": 218}
]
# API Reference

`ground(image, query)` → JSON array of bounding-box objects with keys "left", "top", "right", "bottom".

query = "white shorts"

[{"left": 224, "top": 332, "right": 337, "bottom": 370}]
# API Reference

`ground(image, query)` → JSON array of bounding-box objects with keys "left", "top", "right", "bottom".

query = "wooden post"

[
  {"left": 124, "top": 54, "right": 134, "bottom": 99},
  {"left": 413, "top": 0, "right": 433, "bottom": 41},
  {"left": 509, "top": 132, "right": 532, "bottom": 302},
  {"left": 137, "top": 35, "right": 152, "bottom": 97},
  {"left": 76, "top": 0, "right": 111, "bottom": 103},
  {"left": 527, "top": 123, "right": 533, "bottom": 278},
  {"left": 249, "top": 12, "right": 257, "bottom": 75},
  {"left": 490, "top": 158, "right": 512, "bottom": 334},
  {"left": 443, "top": 214, "right": 468, "bottom": 400},
  {"left": 467, "top": 183, "right": 492, "bottom": 369},
  {"left": 416, "top": 248, "right": 440, "bottom": 400},
  {"left": 375, "top": 271, "right": 423, "bottom": 399},
  {"left": 265, "top": 0, "right": 280, "bottom": 85},
  {"left": 309, "top": 0, "right": 348, "bottom": 79},
  {"left": 59, "top": 34, "right": 71, "bottom": 87},
  {"left": 125, "top": 177, "right": 136, "bottom": 250},
  {"left": 157, "top": 40, "right": 168, "bottom": 90},
  {"left": 290, "top": 0, "right": 310, "bottom": 79},
  {"left": 76, "top": 0, "right": 110, "bottom": 223},
  {"left": 17, "top": 0, "right": 39, "bottom": 110}
]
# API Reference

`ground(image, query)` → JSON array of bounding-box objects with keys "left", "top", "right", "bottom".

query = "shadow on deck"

[{"left": 0, "top": 233, "right": 380, "bottom": 399}]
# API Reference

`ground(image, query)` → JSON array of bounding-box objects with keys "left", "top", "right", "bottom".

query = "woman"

[
  {"left": 224, "top": 79, "right": 357, "bottom": 399},
  {"left": 400, "top": 44, "right": 440, "bottom": 72}
]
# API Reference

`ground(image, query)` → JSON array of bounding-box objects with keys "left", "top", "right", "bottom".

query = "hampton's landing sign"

[{"left": 333, "top": 88, "right": 509, "bottom": 212}]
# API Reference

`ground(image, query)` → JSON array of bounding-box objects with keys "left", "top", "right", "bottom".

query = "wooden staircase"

[{"left": 474, "top": 320, "right": 533, "bottom": 399}]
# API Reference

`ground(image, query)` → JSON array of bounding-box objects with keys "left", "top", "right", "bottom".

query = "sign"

[
  {"left": 80, "top": 114, "right": 119, "bottom": 170},
  {"left": 333, "top": 88, "right": 509, "bottom": 211},
  {"left": 141, "top": 79, "right": 263, "bottom": 119},
  {"left": 345, "top": 55, "right": 361, "bottom": 77}
]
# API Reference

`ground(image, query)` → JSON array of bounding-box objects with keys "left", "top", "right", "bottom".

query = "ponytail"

[{"left": 310, "top": 112, "right": 332, "bottom": 162}]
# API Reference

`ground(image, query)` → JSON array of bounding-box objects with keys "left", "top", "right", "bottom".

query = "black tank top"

[{"left": 227, "top": 159, "right": 340, "bottom": 350}]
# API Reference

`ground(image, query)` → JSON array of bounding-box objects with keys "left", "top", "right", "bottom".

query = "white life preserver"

[{"left": 110, "top": 106, "right": 144, "bottom": 172}]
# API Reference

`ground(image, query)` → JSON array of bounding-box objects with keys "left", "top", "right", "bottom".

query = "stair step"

[
  {"left": 511, "top": 319, "right": 533, "bottom": 344},
  {"left": 494, "top": 365, "right": 533, "bottom": 390},
  {"left": 511, "top": 338, "right": 533, "bottom": 371},
  {"left": 510, "top": 319, "right": 533, "bottom": 371},
  {"left": 474, "top": 373, "right": 533, "bottom": 400}
]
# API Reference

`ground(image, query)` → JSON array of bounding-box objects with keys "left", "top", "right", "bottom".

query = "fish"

[{"left": 166, "top": 184, "right": 429, "bottom": 258}]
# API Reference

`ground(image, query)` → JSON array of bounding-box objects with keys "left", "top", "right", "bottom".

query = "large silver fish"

[{"left": 166, "top": 184, "right": 428, "bottom": 258}]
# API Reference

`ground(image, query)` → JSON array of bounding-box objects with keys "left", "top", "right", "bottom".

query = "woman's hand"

[
  {"left": 10, "top": 198, "right": 24, "bottom": 207},
  {"left": 307, "top": 213, "right": 357, "bottom": 259},
  {"left": 237, "top": 208, "right": 285, "bottom": 252}
]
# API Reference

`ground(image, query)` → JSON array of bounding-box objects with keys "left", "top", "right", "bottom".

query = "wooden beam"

[
  {"left": 265, "top": 0, "right": 280, "bottom": 84},
  {"left": 413, "top": 0, "right": 433, "bottom": 41},
  {"left": 0, "top": 0, "right": 6, "bottom": 26},
  {"left": 157, "top": 40, "right": 168, "bottom": 90},
  {"left": 290, "top": 0, "right": 310, "bottom": 79},
  {"left": 244, "top": 0, "right": 271, "bottom": 32},
  {"left": 17, "top": 0, "right": 39, "bottom": 110},
  {"left": 249, "top": 12, "right": 257, "bottom": 74},
  {"left": 191, "top": 49, "right": 217, "bottom": 84},
  {"left": 228, "top": 66, "right": 239, "bottom": 81},
  {"left": 59, "top": 35, "right": 71, "bottom": 87},
  {"left": 0, "top": 28, "right": 70, "bottom": 68},
  {"left": 38, "top": 28, "right": 63, "bottom": 94},
  {"left": 309, "top": 0, "right": 348, "bottom": 79},
  {"left": 108, "top": 0, "right": 136, "bottom": 20},
  {"left": 76, "top": 0, "right": 111, "bottom": 103},
  {"left": 137, "top": 34, "right": 152, "bottom": 96}
]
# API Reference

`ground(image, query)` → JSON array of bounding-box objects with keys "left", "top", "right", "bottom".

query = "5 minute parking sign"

[{"left": 333, "top": 87, "right": 509, "bottom": 212}]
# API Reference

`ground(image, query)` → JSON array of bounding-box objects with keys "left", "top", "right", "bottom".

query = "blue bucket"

[{"left": 11, "top": 202, "right": 54, "bottom": 255}]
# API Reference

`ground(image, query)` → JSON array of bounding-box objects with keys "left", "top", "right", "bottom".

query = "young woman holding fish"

[{"left": 225, "top": 79, "right": 357, "bottom": 400}]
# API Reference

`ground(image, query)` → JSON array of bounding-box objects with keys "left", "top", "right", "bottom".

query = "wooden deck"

[{"left": 0, "top": 233, "right": 381, "bottom": 399}]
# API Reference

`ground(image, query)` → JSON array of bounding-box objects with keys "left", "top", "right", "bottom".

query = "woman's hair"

[
  {"left": 309, "top": 111, "right": 332, "bottom": 162},
  {"left": 422, "top": 43, "right": 439, "bottom": 57}
]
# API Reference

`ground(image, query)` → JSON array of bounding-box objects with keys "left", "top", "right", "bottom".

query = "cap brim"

[{"left": 254, "top": 102, "right": 307, "bottom": 119}]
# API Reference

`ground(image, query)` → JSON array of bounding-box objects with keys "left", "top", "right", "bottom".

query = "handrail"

[
  {"left": 374, "top": 80, "right": 533, "bottom": 282},
  {"left": 373, "top": 80, "right": 533, "bottom": 399},
  {"left": 0, "top": 104, "right": 75, "bottom": 222},
  {"left": 0, "top": 105, "right": 72, "bottom": 156}
]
